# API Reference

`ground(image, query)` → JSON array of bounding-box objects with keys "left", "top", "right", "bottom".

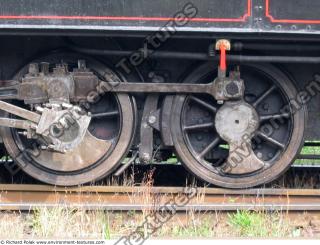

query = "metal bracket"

[
  {"left": 147, "top": 109, "right": 160, "bottom": 131},
  {"left": 160, "top": 95, "right": 174, "bottom": 146},
  {"left": 139, "top": 94, "right": 159, "bottom": 163}
]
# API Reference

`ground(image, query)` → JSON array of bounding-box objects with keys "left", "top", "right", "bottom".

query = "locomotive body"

[{"left": 1, "top": 0, "right": 320, "bottom": 34}]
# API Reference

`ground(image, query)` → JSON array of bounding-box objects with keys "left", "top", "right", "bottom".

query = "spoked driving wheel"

[
  {"left": 1, "top": 53, "right": 136, "bottom": 186},
  {"left": 171, "top": 64, "right": 306, "bottom": 188}
]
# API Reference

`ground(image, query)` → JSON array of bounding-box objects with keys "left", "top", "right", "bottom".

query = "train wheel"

[
  {"left": 1, "top": 53, "right": 136, "bottom": 186},
  {"left": 171, "top": 64, "right": 306, "bottom": 188}
]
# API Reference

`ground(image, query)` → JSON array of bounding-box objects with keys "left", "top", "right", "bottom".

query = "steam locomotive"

[{"left": 0, "top": 0, "right": 319, "bottom": 188}]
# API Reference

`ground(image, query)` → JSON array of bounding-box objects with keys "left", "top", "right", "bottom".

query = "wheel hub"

[
  {"left": 215, "top": 101, "right": 259, "bottom": 144},
  {"left": 214, "top": 100, "right": 264, "bottom": 174},
  {"left": 36, "top": 104, "right": 91, "bottom": 153}
]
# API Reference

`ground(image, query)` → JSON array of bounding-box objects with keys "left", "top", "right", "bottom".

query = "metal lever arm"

[{"left": 0, "top": 100, "right": 41, "bottom": 124}]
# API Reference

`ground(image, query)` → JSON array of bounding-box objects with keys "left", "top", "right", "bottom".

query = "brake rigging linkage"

[
  {"left": 0, "top": 40, "right": 243, "bottom": 102},
  {"left": 0, "top": 40, "right": 245, "bottom": 155},
  {"left": 129, "top": 40, "right": 246, "bottom": 172},
  {"left": 212, "top": 40, "right": 264, "bottom": 174},
  {"left": 103, "top": 39, "right": 245, "bottom": 103}
]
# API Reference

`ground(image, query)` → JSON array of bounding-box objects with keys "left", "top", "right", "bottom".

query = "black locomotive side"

[{"left": 1, "top": 0, "right": 320, "bottom": 34}]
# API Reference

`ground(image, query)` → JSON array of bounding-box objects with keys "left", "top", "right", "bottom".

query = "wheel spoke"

[
  {"left": 91, "top": 111, "right": 119, "bottom": 118},
  {"left": 253, "top": 85, "right": 276, "bottom": 107},
  {"left": 183, "top": 122, "right": 214, "bottom": 131},
  {"left": 260, "top": 112, "right": 290, "bottom": 121},
  {"left": 256, "top": 131, "right": 285, "bottom": 149},
  {"left": 189, "top": 96, "right": 217, "bottom": 113},
  {"left": 198, "top": 136, "right": 220, "bottom": 159}
]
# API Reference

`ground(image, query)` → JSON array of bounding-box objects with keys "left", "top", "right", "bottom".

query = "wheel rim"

[
  {"left": 171, "top": 63, "right": 306, "bottom": 188},
  {"left": 1, "top": 53, "right": 136, "bottom": 186}
]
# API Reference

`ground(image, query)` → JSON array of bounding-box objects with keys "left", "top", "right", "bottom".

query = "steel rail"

[{"left": 0, "top": 185, "right": 319, "bottom": 211}]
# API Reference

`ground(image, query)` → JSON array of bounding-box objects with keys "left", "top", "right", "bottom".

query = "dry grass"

[
  {"left": 0, "top": 212, "right": 25, "bottom": 239},
  {"left": 1, "top": 170, "right": 320, "bottom": 239},
  {"left": 1, "top": 208, "right": 320, "bottom": 239},
  {"left": 101, "top": 165, "right": 136, "bottom": 187},
  {"left": 28, "top": 208, "right": 109, "bottom": 239}
]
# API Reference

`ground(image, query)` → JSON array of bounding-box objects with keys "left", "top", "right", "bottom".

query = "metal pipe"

[
  {"left": 227, "top": 55, "right": 320, "bottom": 64},
  {"left": 233, "top": 42, "right": 320, "bottom": 51},
  {"left": 68, "top": 45, "right": 320, "bottom": 63},
  {"left": 68, "top": 45, "right": 208, "bottom": 60}
]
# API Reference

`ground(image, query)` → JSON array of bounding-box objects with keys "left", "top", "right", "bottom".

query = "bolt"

[
  {"left": 152, "top": 75, "right": 165, "bottom": 83},
  {"left": 41, "top": 62, "right": 49, "bottom": 75},
  {"left": 226, "top": 81, "right": 239, "bottom": 96},
  {"left": 18, "top": 131, "right": 28, "bottom": 136},
  {"left": 148, "top": 72, "right": 155, "bottom": 78},
  {"left": 141, "top": 153, "right": 151, "bottom": 163},
  {"left": 291, "top": 25, "right": 297, "bottom": 30},
  {"left": 257, "top": 152, "right": 263, "bottom": 159},
  {"left": 148, "top": 115, "right": 157, "bottom": 125},
  {"left": 35, "top": 106, "right": 44, "bottom": 113},
  {"left": 217, "top": 100, "right": 224, "bottom": 105},
  {"left": 28, "top": 63, "right": 39, "bottom": 76},
  {"left": 62, "top": 103, "right": 73, "bottom": 109},
  {"left": 78, "top": 60, "right": 87, "bottom": 69}
]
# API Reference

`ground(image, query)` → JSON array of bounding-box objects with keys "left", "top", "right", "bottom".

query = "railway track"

[
  {"left": 0, "top": 184, "right": 320, "bottom": 211},
  {"left": 1, "top": 164, "right": 320, "bottom": 187}
]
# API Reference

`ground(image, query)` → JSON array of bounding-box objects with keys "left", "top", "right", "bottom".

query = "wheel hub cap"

[
  {"left": 215, "top": 101, "right": 264, "bottom": 174},
  {"left": 215, "top": 101, "right": 259, "bottom": 144}
]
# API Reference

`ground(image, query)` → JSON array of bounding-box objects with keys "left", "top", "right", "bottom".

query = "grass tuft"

[
  {"left": 28, "top": 208, "right": 110, "bottom": 239},
  {"left": 0, "top": 212, "right": 25, "bottom": 239},
  {"left": 227, "top": 210, "right": 291, "bottom": 238}
]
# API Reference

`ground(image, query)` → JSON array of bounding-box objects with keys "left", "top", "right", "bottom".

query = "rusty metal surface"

[
  {"left": 0, "top": 100, "right": 41, "bottom": 123},
  {"left": 0, "top": 118, "right": 37, "bottom": 130},
  {"left": 139, "top": 94, "right": 159, "bottom": 163},
  {"left": 0, "top": 185, "right": 319, "bottom": 211},
  {"left": 33, "top": 131, "right": 112, "bottom": 172},
  {"left": 0, "top": 54, "right": 137, "bottom": 186}
]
